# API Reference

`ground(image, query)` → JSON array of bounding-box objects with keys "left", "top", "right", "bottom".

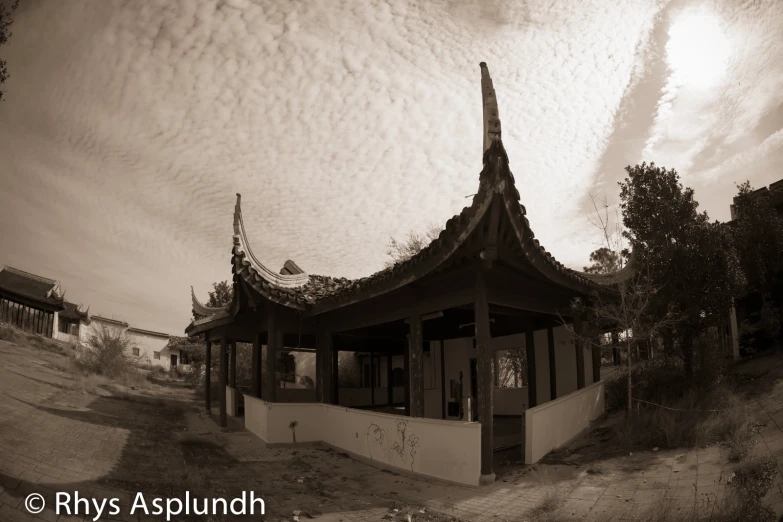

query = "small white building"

[{"left": 86, "top": 316, "right": 186, "bottom": 371}]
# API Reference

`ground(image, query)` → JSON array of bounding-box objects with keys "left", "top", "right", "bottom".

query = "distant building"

[
  {"left": 729, "top": 178, "right": 783, "bottom": 357},
  {"left": 0, "top": 265, "right": 67, "bottom": 338},
  {"left": 85, "top": 316, "right": 187, "bottom": 370}
]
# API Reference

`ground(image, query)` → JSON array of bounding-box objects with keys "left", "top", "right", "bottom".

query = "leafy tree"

[
  {"left": 383, "top": 224, "right": 443, "bottom": 269},
  {"left": 618, "top": 163, "right": 745, "bottom": 378},
  {"left": 0, "top": 0, "right": 19, "bottom": 101},
  {"left": 207, "top": 280, "right": 233, "bottom": 308},
  {"left": 583, "top": 247, "right": 621, "bottom": 274},
  {"left": 730, "top": 181, "right": 783, "bottom": 292}
]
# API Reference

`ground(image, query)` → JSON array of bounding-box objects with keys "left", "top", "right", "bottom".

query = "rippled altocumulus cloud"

[{"left": 0, "top": 0, "right": 670, "bottom": 332}]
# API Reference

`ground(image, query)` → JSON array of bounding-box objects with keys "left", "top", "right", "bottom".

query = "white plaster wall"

[
  {"left": 525, "top": 380, "right": 605, "bottom": 464},
  {"left": 127, "top": 331, "right": 170, "bottom": 367},
  {"left": 553, "top": 325, "right": 578, "bottom": 398},
  {"left": 243, "top": 398, "right": 482, "bottom": 486},
  {"left": 226, "top": 386, "right": 237, "bottom": 417},
  {"left": 244, "top": 395, "right": 268, "bottom": 441}
]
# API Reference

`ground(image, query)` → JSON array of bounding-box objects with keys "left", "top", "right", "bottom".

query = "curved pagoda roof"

[
  {"left": 59, "top": 301, "right": 90, "bottom": 322},
  {"left": 187, "top": 63, "right": 634, "bottom": 333},
  {"left": 0, "top": 266, "right": 66, "bottom": 311}
]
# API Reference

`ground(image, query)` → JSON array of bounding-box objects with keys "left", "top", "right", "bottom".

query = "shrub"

[{"left": 84, "top": 322, "right": 134, "bottom": 378}]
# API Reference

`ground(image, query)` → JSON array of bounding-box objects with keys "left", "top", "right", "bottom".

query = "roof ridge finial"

[{"left": 480, "top": 62, "right": 502, "bottom": 155}]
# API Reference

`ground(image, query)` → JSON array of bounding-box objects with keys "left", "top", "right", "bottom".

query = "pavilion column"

[
  {"left": 403, "top": 340, "right": 410, "bottom": 416},
  {"left": 408, "top": 313, "right": 424, "bottom": 418},
  {"left": 474, "top": 267, "right": 495, "bottom": 483},
  {"left": 547, "top": 325, "right": 557, "bottom": 400},
  {"left": 205, "top": 341, "right": 212, "bottom": 412},
  {"left": 316, "top": 330, "right": 333, "bottom": 404},
  {"left": 386, "top": 349, "right": 393, "bottom": 407},
  {"left": 229, "top": 341, "right": 237, "bottom": 388},
  {"left": 251, "top": 334, "right": 261, "bottom": 398},
  {"left": 591, "top": 327, "right": 602, "bottom": 383},
  {"left": 573, "top": 316, "right": 586, "bottom": 390},
  {"left": 525, "top": 318, "right": 537, "bottom": 408},
  {"left": 370, "top": 350, "right": 376, "bottom": 407},
  {"left": 332, "top": 345, "right": 339, "bottom": 405},
  {"left": 265, "top": 308, "right": 279, "bottom": 402},
  {"left": 219, "top": 337, "right": 228, "bottom": 427},
  {"left": 611, "top": 330, "right": 620, "bottom": 366},
  {"left": 440, "top": 340, "right": 446, "bottom": 419}
]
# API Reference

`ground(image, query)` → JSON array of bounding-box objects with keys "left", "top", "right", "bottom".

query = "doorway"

[{"left": 170, "top": 354, "right": 178, "bottom": 369}]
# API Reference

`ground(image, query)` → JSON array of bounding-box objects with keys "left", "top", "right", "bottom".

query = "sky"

[{"left": 0, "top": 0, "right": 781, "bottom": 334}]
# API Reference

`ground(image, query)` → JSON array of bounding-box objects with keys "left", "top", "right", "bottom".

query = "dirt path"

[{"left": 1, "top": 339, "right": 780, "bottom": 522}]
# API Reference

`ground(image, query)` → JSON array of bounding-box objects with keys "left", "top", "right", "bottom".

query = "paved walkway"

[{"left": 0, "top": 338, "right": 779, "bottom": 522}]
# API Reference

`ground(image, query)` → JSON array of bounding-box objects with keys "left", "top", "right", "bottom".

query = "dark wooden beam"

[
  {"left": 205, "top": 341, "right": 212, "bottom": 412},
  {"left": 547, "top": 326, "right": 557, "bottom": 400},
  {"left": 592, "top": 334, "right": 602, "bottom": 383},
  {"left": 332, "top": 347, "right": 339, "bottom": 405},
  {"left": 525, "top": 319, "right": 537, "bottom": 408},
  {"left": 219, "top": 337, "right": 228, "bottom": 428},
  {"left": 574, "top": 316, "right": 586, "bottom": 390},
  {"left": 440, "top": 340, "right": 446, "bottom": 420},
  {"left": 230, "top": 341, "right": 237, "bottom": 388},
  {"left": 265, "top": 307, "right": 279, "bottom": 402},
  {"left": 474, "top": 266, "right": 494, "bottom": 481},
  {"left": 408, "top": 313, "right": 424, "bottom": 417},
  {"left": 370, "top": 350, "right": 376, "bottom": 407},
  {"left": 403, "top": 340, "right": 410, "bottom": 416},
  {"left": 251, "top": 334, "right": 261, "bottom": 398},
  {"left": 387, "top": 351, "right": 393, "bottom": 407}
]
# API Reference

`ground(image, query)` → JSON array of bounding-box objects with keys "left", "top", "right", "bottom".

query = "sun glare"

[{"left": 666, "top": 6, "right": 731, "bottom": 90}]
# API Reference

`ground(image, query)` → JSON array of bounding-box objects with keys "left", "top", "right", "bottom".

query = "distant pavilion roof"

[
  {"left": 0, "top": 266, "right": 65, "bottom": 311},
  {"left": 186, "top": 63, "right": 635, "bottom": 334},
  {"left": 59, "top": 301, "right": 90, "bottom": 322}
]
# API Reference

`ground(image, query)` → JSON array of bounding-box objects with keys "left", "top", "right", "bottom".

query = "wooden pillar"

[
  {"left": 573, "top": 317, "right": 586, "bottom": 390},
  {"left": 370, "top": 349, "right": 375, "bottom": 406},
  {"left": 229, "top": 341, "right": 237, "bottom": 388},
  {"left": 403, "top": 340, "right": 410, "bottom": 416},
  {"left": 440, "top": 340, "right": 446, "bottom": 420},
  {"left": 219, "top": 338, "right": 228, "bottom": 427},
  {"left": 525, "top": 319, "right": 537, "bottom": 408},
  {"left": 474, "top": 267, "right": 494, "bottom": 482},
  {"left": 408, "top": 313, "right": 424, "bottom": 418},
  {"left": 386, "top": 348, "right": 393, "bottom": 407},
  {"left": 251, "top": 334, "right": 261, "bottom": 398},
  {"left": 265, "top": 308, "right": 279, "bottom": 402},
  {"left": 205, "top": 341, "right": 212, "bottom": 411},
  {"left": 592, "top": 331, "right": 602, "bottom": 383},
  {"left": 332, "top": 346, "right": 339, "bottom": 405},
  {"left": 547, "top": 325, "right": 557, "bottom": 400},
  {"left": 316, "top": 330, "right": 333, "bottom": 404}
]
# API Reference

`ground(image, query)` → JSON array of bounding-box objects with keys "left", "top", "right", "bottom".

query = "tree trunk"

[
  {"left": 683, "top": 330, "right": 694, "bottom": 381},
  {"left": 627, "top": 340, "right": 633, "bottom": 416}
]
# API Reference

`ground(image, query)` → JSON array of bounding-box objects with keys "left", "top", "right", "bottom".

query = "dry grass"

[{"left": 605, "top": 360, "right": 758, "bottom": 461}]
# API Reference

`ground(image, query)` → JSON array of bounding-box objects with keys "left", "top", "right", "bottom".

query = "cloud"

[
  {"left": 0, "top": 0, "right": 667, "bottom": 332},
  {"left": 642, "top": 0, "right": 783, "bottom": 177}
]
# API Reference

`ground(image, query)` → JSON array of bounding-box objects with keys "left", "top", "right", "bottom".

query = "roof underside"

[
  {"left": 186, "top": 64, "right": 634, "bottom": 334},
  {"left": 0, "top": 266, "right": 65, "bottom": 309}
]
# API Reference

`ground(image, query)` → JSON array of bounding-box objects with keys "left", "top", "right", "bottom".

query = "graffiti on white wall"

[{"left": 365, "top": 419, "right": 421, "bottom": 472}]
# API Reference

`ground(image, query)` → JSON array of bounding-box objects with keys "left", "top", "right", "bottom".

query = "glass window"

[
  {"left": 153, "top": 351, "right": 160, "bottom": 360},
  {"left": 132, "top": 348, "right": 140, "bottom": 356}
]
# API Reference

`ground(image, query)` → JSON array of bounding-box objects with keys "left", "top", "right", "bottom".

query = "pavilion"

[
  {"left": 185, "top": 63, "right": 631, "bottom": 486},
  {"left": 0, "top": 266, "right": 66, "bottom": 337}
]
